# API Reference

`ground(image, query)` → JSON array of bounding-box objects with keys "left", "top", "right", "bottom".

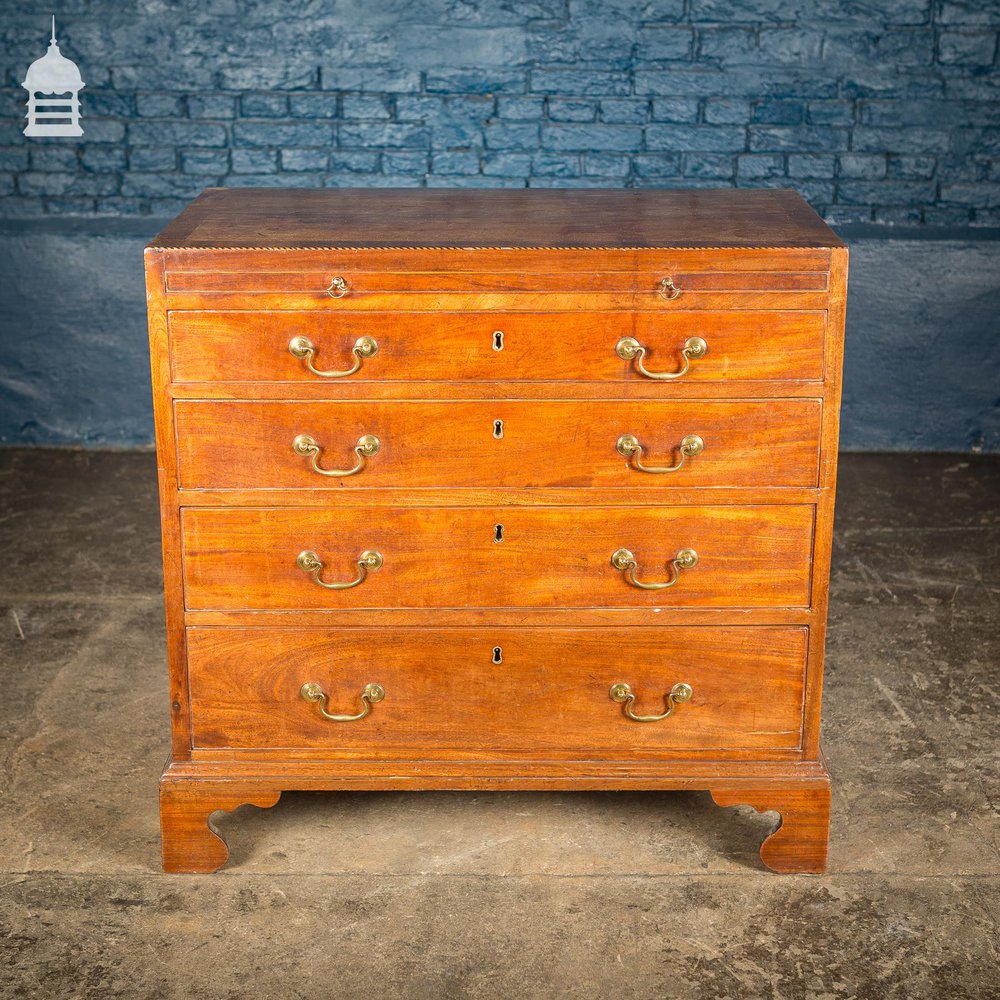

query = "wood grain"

[
  {"left": 144, "top": 249, "right": 194, "bottom": 758},
  {"left": 711, "top": 777, "right": 831, "bottom": 874},
  {"left": 150, "top": 188, "right": 846, "bottom": 250},
  {"left": 174, "top": 399, "right": 822, "bottom": 490},
  {"left": 182, "top": 606, "right": 816, "bottom": 629},
  {"left": 161, "top": 246, "right": 833, "bottom": 274},
  {"left": 158, "top": 759, "right": 830, "bottom": 873},
  {"left": 168, "top": 309, "right": 826, "bottom": 384},
  {"left": 801, "top": 244, "right": 849, "bottom": 757},
  {"left": 166, "top": 269, "right": 828, "bottom": 293},
  {"left": 160, "top": 779, "right": 281, "bottom": 874},
  {"left": 180, "top": 504, "right": 815, "bottom": 611},
  {"left": 169, "top": 381, "right": 827, "bottom": 404},
  {"left": 164, "top": 758, "right": 831, "bottom": 784},
  {"left": 186, "top": 626, "right": 807, "bottom": 754},
  {"left": 164, "top": 288, "right": 830, "bottom": 312}
]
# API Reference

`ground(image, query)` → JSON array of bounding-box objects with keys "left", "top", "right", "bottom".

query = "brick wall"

[{"left": 1, "top": 1, "right": 998, "bottom": 224}]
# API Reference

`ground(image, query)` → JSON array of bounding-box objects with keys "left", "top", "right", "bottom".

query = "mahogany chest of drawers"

[{"left": 146, "top": 188, "right": 847, "bottom": 873}]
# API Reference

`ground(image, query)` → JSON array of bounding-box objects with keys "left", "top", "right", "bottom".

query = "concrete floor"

[{"left": 0, "top": 450, "right": 997, "bottom": 999}]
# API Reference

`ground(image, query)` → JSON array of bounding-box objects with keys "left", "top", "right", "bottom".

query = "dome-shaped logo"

[{"left": 22, "top": 16, "right": 85, "bottom": 137}]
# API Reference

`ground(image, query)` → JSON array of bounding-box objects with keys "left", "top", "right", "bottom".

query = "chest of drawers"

[{"left": 147, "top": 188, "right": 846, "bottom": 874}]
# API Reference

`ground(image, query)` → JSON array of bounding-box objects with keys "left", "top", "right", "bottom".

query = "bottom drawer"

[{"left": 187, "top": 626, "right": 807, "bottom": 755}]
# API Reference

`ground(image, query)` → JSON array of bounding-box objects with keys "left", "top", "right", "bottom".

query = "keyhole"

[
  {"left": 492, "top": 646, "right": 503, "bottom": 664},
  {"left": 493, "top": 330, "right": 504, "bottom": 351},
  {"left": 493, "top": 419, "right": 504, "bottom": 439},
  {"left": 494, "top": 523, "right": 504, "bottom": 543}
]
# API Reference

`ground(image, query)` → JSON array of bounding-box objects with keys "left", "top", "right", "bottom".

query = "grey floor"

[{"left": 0, "top": 450, "right": 997, "bottom": 999}]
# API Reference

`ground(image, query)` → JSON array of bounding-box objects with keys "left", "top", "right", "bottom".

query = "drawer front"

[
  {"left": 169, "top": 310, "right": 826, "bottom": 383},
  {"left": 187, "top": 626, "right": 808, "bottom": 753},
  {"left": 181, "top": 505, "right": 814, "bottom": 610},
  {"left": 166, "top": 269, "right": 828, "bottom": 295},
  {"left": 174, "top": 399, "right": 822, "bottom": 490}
]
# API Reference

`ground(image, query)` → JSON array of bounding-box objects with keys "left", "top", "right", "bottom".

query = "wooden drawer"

[
  {"left": 168, "top": 310, "right": 826, "bottom": 383},
  {"left": 187, "top": 626, "right": 808, "bottom": 754},
  {"left": 166, "top": 269, "right": 828, "bottom": 295},
  {"left": 181, "top": 504, "right": 814, "bottom": 610},
  {"left": 174, "top": 399, "right": 822, "bottom": 490}
]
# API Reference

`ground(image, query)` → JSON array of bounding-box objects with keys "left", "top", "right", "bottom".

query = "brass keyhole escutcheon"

[
  {"left": 492, "top": 646, "right": 503, "bottom": 664},
  {"left": 493, "top": 419, "right": 504, "bottom": 439},
  {"left": 493, "top": 330, "right": 504, "bottom": 351}
]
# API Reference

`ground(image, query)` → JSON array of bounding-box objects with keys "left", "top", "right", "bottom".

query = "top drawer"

[
  {"left": 160, "top": 249, "right": 831, "bottom": 311},
  {"left": 163, "top": 272, "right": 829, "bottom": 313},
  {"left": 166, "top": 268, "right": 829, "bottom": 296}
]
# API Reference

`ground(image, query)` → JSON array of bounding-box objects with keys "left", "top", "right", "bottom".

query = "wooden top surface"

[{"left": 149, "top": 187, "right": 843, "bottom": 250}]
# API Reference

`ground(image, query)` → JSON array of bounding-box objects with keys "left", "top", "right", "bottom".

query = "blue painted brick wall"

[{"left": 1, "top": 1, "right": 998, "bottom": 223}]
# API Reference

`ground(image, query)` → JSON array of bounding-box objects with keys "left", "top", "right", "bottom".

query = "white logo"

[{"left": 23, "top": 16, "right": 85, "bottom": 137}]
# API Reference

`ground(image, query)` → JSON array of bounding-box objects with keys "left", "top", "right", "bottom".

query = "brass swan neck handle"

[
  {"left": 617, "top": 433, "right": 704, "bottom": 474},
  {"left": 296, "top": 549, "right": 383, "bottom": 590},
  {"left": 615, "top": 336, "right": 707, "bottom": 380},
  {"left": 611, "top": 547, "right": 698, "bottom": 590},
  {"left": 293, "top": 433, "right": 380, "bottom": 478},
  {"left": 288, "top": 335, "right": 378, "bottom": 378},
  {"left": 300, "top": 682, "right": 384, "bottom": 722},
  {"left": 610, "top": 682, "right": 692, "bottom": 722}
]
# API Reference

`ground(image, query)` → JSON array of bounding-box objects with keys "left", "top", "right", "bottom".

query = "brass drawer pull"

[
  {"left": 616, "top": 336, "right": 707, "bottom": 380},
  {"left": 296, "top": 549, "right": 383, "bottom": 590},
  {"left": 617, "top": 433, "right": 704, "bottom": 473},
  {"left": 658, "top": 276, "right": 681, "bottom": 300},
  {"left": 288, "top": 335, "right": 378, "bottom": 378},
  {"left": 300, "top": 681, "right": 384, "bottom": 722},
  {"left": 326, "top": 275, "right": 350, "bottom": 298},
  {"left": 293, "top": 433, "right": 380, "bottom": 478},
  {"left": 610, "top": 681, "right": 692, "bottom": 722},
  {"left": 611, "top": 547, "right": 698, "bottom": 590}
]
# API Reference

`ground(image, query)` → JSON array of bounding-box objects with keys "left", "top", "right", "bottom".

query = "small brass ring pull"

[
  {"left": 296, "top": 549, "right": 383, "bottom": 590},
  {"left": 300, "top": 681, "right": 384, "bottom": 722},
  {"left": 611, "top": 547, "right": 698, "bottom": 590},
  {"left": 615, "top": 336, "right": 707, "bottom": 381},
  {"left": 288, "top": 335, "right": 378, "bottom": 378},
  {"left": 658, "top": 276, "right": 681, "bottom": 300},
  {"left": 617, "top": 433, "right": 704, "bottom": 474},
  {"left": 326, "top": 276, "right": 349, "bottom": 298},
  {"left": 293, "top": 433, "right": 380, "bottom": 478},
  {"left": 610, "top": 681, "right": 692, "bottom": 722}
]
